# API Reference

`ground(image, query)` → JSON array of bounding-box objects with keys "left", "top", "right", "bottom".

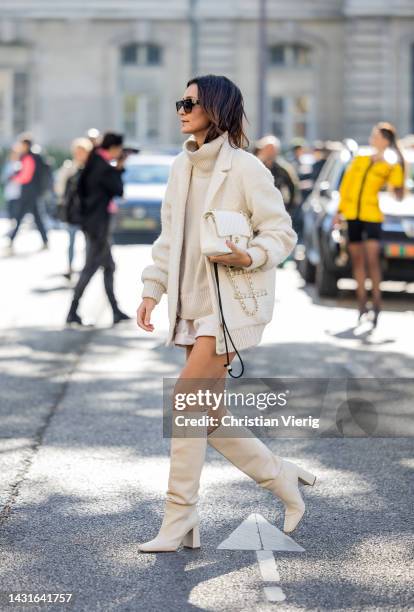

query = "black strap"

[{"left": 213, "top": 262, "right": 244, "bottom": 378}]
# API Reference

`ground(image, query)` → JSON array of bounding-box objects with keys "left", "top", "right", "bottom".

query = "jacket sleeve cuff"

[
  {"left": 244, "top": 246, "right": 268, "bottom": 270},
  {"left": 142, "top": 280, "right": 165, "bottom": 304}
]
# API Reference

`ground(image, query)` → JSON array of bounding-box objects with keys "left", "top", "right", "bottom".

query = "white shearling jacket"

[{"left": 141, "top": 132, "right": 297, "bottom": 355}]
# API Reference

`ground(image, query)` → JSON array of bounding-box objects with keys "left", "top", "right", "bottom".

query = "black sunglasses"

[{"left": 175, "top": 98, "right": 200, "bottom": 114}]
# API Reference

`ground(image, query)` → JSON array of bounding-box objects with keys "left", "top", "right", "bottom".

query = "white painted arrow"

[
  {"left": 217, "top": 513, "right": 305, "bottom": 604},
  {"left": 217, "top": 512, "right": 305, "bottom": 552}
]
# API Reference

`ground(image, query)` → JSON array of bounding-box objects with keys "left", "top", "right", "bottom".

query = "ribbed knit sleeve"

[
  {"left": 240, "top": 153, "right": 298, "bottom": 271},
  {"left": 141, "top": 165, "right": 174, "bottom": 303}
]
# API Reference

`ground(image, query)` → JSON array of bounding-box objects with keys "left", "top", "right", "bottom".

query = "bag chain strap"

[{"left": 213, "top": 263, "right": 245, "bottom": 378}]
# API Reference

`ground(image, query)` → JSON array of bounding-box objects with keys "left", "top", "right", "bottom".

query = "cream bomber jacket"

[{"left": 141, "top": 132, "right": 298, "bottom": 355}]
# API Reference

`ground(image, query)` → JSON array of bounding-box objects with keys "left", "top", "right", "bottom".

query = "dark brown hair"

[
  {"left": 187, "top": 75, "right": 249, "bottom": 149},
  {"left": 101, "top": 132, "right": 123, "bottom": 150},
  {"left": 376, "top": 121, "right": 405, "bottom": 178}
]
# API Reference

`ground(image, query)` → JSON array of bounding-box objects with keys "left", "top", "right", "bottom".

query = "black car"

[{"left": 297, "top": 146, "right": 414, "bottom": 296}]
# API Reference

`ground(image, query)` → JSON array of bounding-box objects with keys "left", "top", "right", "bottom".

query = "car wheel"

[
  {"left": 316, "top": 260, "right": 338, "bottom": 297},
  {"left": 298, "top": 253, "right": 316, "bottom": 283}
]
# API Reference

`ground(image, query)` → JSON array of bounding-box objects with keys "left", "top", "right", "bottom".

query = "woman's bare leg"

[
  {"left": 364, "top": 239, "right": 382, "bottom": 311},
  {"left": 348, "top": 242, "right": 368, "bottom": 315},
  {"left": 181, "top": 336, "right": 235, "bottom": 434}
]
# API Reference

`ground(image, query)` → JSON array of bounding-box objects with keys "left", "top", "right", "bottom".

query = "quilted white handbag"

[
  {"left": 200, "top": 209, "right": 255, "bottom": 379},
  {"left": 200, "top": 209, "right": 252, "bottom": 256}
]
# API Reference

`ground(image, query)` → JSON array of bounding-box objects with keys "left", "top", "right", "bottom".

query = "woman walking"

[
  {"left": 66, "top": 133, "right": 130, "bottom": 326},
  {"left": 337, "top": 122, "right": 405, "bottom": 326},
  {"left": 136, "top": 75, "right": 316, "bottom": 552}
]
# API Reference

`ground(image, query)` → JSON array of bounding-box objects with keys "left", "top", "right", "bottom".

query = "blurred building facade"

[{"left": 0, "top": 0, "right": 413, "bottom": 147}]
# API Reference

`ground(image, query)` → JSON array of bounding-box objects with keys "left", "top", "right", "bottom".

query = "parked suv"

[{"left": 297, "top": 146, "right": 414, "bottom": 296}]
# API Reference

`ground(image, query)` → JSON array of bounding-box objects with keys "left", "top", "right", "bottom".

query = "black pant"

[
  {"left": 347, "top": 219, "right": 382, "bottom": 243},
  {"left": 72, "top": 230, "right": 118, "bottom": 312},
  {"left": 9, "top": 194, "right": 48, "bottom": 244}
]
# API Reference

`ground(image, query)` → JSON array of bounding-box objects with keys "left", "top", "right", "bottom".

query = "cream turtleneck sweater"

[{"left": 177, "top": 132, "right": 226, "bottom": 319}]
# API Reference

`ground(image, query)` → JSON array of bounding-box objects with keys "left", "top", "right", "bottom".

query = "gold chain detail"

[{"left": 226, "top": 267, "right": 259, "bottom": 317}]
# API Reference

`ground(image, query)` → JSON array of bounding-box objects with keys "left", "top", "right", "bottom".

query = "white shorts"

[{"left": 174, "top": 313, "right": 217, "bottom": 347}]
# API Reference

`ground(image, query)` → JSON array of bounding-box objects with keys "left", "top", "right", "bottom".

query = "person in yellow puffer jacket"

[{"left": 336, "top": 122, "right": 405, "bottom": 326}]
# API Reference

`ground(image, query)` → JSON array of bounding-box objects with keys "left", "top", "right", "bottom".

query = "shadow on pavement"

[{"left": 300, "top": 279, "right": 414, "bottom": 313}]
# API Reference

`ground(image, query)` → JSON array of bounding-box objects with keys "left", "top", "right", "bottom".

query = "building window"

[
  {"left": 123, "top": 93, "right": 159, "bottom": 143},
  {"left": 0, "top": 68, "right": 28, "bottom": 142},
  {"left": 269, "top": 44, "right": 312, "bottom": 67},
  {"left": 269, "top": 94, "right": 314, "bottom": 143},
  {"left": 123, "top": 94, "right": 139, "bottom": 139},
  {"left": 0, "top": 70, "right": 12, "bottom": 140},
  {"left": 121, "top": 43, "right": 162, "bottom": 66},
  {"left": 269, "top": 97, "right": 285, "bottom": 139},
  {"left": 13, "top": 72, "right": 28, "bottom": 135}
]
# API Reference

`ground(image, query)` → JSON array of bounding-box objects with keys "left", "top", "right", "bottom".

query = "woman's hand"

[
  {"left": 393, "top": 187, "right": 404, "bottom": 202},
  {"left": 332, "top": 212, "right": 344, "bottom": 227},
  {"left": 136, "top": 297, "right": 157, "bottom": 332},
  {"left": 208, "top": 240, "right": 252, "bottom": 267}
]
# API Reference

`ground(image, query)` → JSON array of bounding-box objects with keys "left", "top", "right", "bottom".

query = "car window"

[
  {"left": 330, "top": 159, "right": 347, "bottom": 190},
  {"left": 123, "top": 164, "right": 171, "bottom": 184},
  {"left": 336, "top": 165, "right": 347, "bottom": 189},
  {"left": 312, "top": 154, "right": 342, "bottom": 196},
  {"left": 315, "top": 155, "right": 336, "bottom": 186}
]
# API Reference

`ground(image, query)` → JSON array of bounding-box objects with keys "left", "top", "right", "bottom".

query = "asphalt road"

[{"left": 0, "top": 222, "right": 413, "bottom": 611}]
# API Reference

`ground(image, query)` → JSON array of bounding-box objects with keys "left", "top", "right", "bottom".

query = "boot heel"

[
  {"left": 297, "top": 466, "right": 316, "bottom": 486},
  {"left": 182, "top": 526, "right": 200, "bottom": 549}
]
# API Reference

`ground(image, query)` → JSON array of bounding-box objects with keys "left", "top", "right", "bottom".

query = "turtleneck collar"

[{"left": 183, "top": 132, "right": 227, "bottom": 176}]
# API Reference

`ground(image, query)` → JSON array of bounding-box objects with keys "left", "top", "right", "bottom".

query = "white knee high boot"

[
  {"left": 138, "top": 424, "right": 207, "bottom": 552},
  {"left": 208, "top": 419, "right": 316, "bottom": 533}
]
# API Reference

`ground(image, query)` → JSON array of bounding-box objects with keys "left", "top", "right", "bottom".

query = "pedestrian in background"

[
  {"left": 336, "top": 122, "right": 405, "bottom": 326},
  {"left": 86, "top": 128, "right": 101, "bottom": 147},
  {"left": 7, "top": 135, "right": 49, "bottom": 251},
  {"left": 289, "top": 139, "right": 314, "bottom": 199},
  {"left": 1, "top": 144, "right": 22, "bottom": 221},
  {"left": 254, "top": 135, "right": 300, "bottom": 214},
  {"left": 311, "top": 141, "right": 329, "bottom": 182},
  {"left": 288, "top": 139, "right": 314, "bottom": 242},
  {"left": 136, "top": 74, "right": 315, "bottom": 554},
  {"left": 66, "top": 132, "right": 130, "bottom": 326},
  {"left": 55, "top": 137, "right": 93, "bottom": 280}
]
